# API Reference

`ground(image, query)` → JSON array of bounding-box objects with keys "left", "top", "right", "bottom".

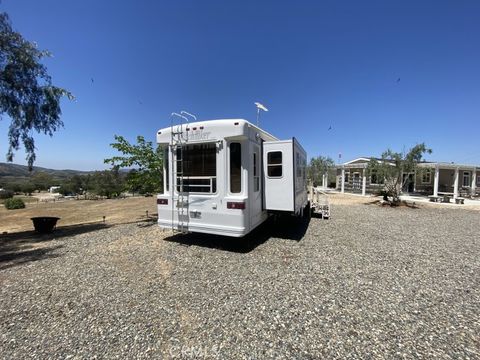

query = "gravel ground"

[{"left": 1, "top": 204, "right": 479, "bottom": 359}]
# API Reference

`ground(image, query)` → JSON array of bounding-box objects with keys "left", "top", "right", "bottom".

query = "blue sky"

[{"left": 1, "top": 0, "right": 479, "bottom": 170}]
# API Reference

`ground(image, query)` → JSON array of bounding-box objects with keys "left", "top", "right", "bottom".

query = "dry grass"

[{"left": 0, "top": 196, "right": 157, "bottom": 233}]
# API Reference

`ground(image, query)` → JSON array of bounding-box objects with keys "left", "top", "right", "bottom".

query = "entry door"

[
  {"left": 250, "top": 144, "right": 263, "bottom": 227},
  {"left": 402, "top": 173, "right": 414, "bottom": 193}
]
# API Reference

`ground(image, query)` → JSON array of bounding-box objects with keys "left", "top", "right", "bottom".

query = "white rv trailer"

[{"left": 156, "top": 119, "right": 308, "bottom": 237}]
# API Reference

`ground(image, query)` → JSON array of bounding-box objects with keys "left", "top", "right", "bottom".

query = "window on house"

[
  {"left": 230, "top": 143, "right": 242, "bottom": 193},
  {"left": 267, "top": 151, "right": 282, "bottom": 177},
  {"left": 477, "top": 174, "right": 480, "bottom": 186},
  {"left": 344, "top": 172, "right": 349, "bottom": 183},
  {"left": 422, "top": 169, "right": 431, "bottom": 184},
  {"left": 463, "top": 172, "right": 470, "bottom": 187},
  {"left": 176, "top": 143, "right": 217, "bottom": 193}
]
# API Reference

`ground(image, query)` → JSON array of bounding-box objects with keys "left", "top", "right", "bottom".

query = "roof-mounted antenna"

[
  {"left": 171, "top": 112, "right": 189, "bottom": 141},
  {"left": 254, "top": 102, "right": 268, "bottom": 127},
  {"left": 180, "top": 111, "right": 197, "bottom": 122},
  {"left": 171, "top": 112, "right": 189, "bottom": 122}
]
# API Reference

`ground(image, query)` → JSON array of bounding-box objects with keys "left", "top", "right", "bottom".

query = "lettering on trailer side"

[{"left": 189, "top": 131, "right": 211, "bottom": 141}]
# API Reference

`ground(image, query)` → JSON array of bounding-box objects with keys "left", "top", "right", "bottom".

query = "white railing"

[{"left": 176, "top": 176, "right": 217, "bottom": 194}]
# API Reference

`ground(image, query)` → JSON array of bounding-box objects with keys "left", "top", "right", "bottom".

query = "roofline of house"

[
  {"left": 418, "top": 162, "right": 479, "bottom": 170},
  {"left": 335, "top": 158, "right": 479, "bottom": 171}
]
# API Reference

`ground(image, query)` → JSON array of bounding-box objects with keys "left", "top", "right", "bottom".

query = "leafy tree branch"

[{"left": 0, "top": 12, "right": 73, "bottom": 169}]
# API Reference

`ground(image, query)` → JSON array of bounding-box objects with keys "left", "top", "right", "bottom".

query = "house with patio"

[
  {"left": 334, "top": 157, "right": 384, "bottom": 196},
  {"left": 415, "top": 162, "right": 478, "bottom": 199},
  {"left": 335, "top": 157, "right": 479, "bottom": 200}
]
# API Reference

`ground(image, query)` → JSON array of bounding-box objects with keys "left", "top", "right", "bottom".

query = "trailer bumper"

[{"left": 158, "top": 219, "right": 248, "bottom": 237}]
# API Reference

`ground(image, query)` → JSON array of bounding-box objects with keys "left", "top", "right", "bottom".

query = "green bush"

[{"left": 4, "top": 198, "right": 26, "bottom": 210}]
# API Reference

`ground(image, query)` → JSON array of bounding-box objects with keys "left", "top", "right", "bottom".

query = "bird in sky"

[
  {"left": 91, "top": 78, "right": 94, "bottom": 84},
  {"left": 328, "top": 126, "right": 332, "bottom": 131},
  {"left": 396, "top": 77, "right": 401, "bottom": 83}
]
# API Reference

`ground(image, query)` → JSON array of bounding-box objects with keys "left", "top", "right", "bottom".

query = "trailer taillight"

[
  {"left": 227, "top": 202, "right": 245, "bottom": 210},
  {"left": 157, "top": 199, "right": 168, "bottom": 205}
]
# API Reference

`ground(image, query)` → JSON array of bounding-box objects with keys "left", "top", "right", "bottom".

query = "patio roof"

[{"left": 418, "top": 162, "right": 479, "bottom": 170}]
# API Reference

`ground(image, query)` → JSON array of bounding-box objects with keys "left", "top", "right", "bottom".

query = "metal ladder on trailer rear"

[
  {"left": 310, "top": 187, "right": 331, "bottom": 219},
  {"left": 170, "top": 113, "right": 189, "bottom": 233}
]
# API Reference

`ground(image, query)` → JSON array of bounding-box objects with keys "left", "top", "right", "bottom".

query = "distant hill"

[{"left": 0, "top": 162, "right": 92, "bottom": 186}]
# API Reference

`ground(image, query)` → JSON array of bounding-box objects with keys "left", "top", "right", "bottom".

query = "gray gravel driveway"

[{"left": 1, "top": 204, "right": 479, "bottom": 359}]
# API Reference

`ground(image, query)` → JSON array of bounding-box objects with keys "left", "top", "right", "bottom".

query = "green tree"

[
  {"left": 20, "top": 182, "right": 35, "bottom": 196},
  {"left": 60, "top": 174, "right": 84, "bottom": 195},
  {"left": 367, "top": 143, "right": 432, "bottom": 205},
  {"left": 307, "top": 156, "right": 335, "bottom": 187},
  {"left": 0, "top": 12, "right": 73, "bottom": 169},
  {"left": 30, "top": 171, "right": 54, "bottom": 191},
  {"left": 104, "top": 135, "right": 163, "bottom": 195},
  {"left": 91, "top": 169, "right": 124, "bottom": 198}
]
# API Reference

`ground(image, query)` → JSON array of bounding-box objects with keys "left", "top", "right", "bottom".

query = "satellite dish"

[
  {"left": 254, "top": 102, "right": 268, "bottom": 112},
  {"left": 254, "top": 102, "right": 269, "bottom": 126}
]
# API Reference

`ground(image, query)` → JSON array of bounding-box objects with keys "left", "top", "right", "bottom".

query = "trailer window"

[
  {"left": 176, "top": 143, "right": 216, "bottom": 193},
  {"left": 296, "top": 153, "right": 301, "bottom": 178},
  {"left": 253, "top": 150, "right": 259, "bottom": 192},
  {"left": 164, "top": 147, "right": 169, "bottom": 192},
  {"left": 230, "top": 143, "right": 242, "bottom": 193},
  {"left": 267, "top": 151, "right": 282, "bottom": 177}
]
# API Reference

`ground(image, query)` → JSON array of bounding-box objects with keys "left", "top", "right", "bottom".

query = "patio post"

[
  {"left": 453, "top": 167, "right": 459, "bottom": 199},
  {"left": 433, "top": 165, "right": 439, "bottom": 197},
  {"left": 471, "top": 168, "right": 476, "bottom": 197},
  {"left": 341, "top": 168, "right": 345, "bottom": 193},
  {"left": 322, "top": 173, "right": 326, "bottom": 189},
  {"left": 362, "top": 168, "right": 366, "bottom": 196}
]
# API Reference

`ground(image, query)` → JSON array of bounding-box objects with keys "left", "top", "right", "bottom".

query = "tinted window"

[
  {"left": 164, "top": 147, "right": 169, "bottom": 192},
  {"left": 230, "top": 143, "right": 242, "bottom": 193},
  {"left": 267, "top": 151, "right": 282, "bottom": 177},
  {"left": 176, "top": 143, "right": 216, "bottom": 193},
  {"left": 253, "top": 151, "right": 259, "bottom": 192}
]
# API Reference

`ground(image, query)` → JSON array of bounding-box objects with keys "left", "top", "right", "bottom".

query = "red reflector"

[
  {"left": 157, "top": 199, "right": 168, "bottom": 205},
  {"left": 227, "top": 202, "right": 245, "bottom": 210},
  {"left": 234, "top": 122, "right": 239, "bottom": 125},
  {"left": 192, "top": 127, "right": 197, "bottom": 130},
  {"left": 199, "top": 126, "right": 204, "bottom": 130}
]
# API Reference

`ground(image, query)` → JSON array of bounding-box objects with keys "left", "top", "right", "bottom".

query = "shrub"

[
  {"left": 0, "top": 190, "right": 14, "bottom": 199},
  {"left": 4, "top": 198, "right": 26, "bottom": 210}
]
